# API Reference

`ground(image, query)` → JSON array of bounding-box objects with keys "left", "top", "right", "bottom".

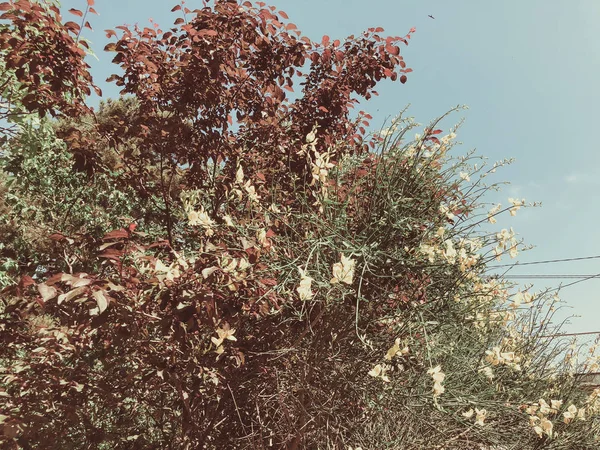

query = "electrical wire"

[{"left": 487, "top": 254, "right": 600, "bottom": 269}]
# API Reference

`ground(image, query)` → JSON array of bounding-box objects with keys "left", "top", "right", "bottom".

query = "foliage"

[{"left": 0, "top": 1, "right": 599, "bottom": 449}]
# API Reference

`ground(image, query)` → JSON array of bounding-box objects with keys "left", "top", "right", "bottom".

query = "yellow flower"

[{"left": 331, "top": 254, "right": 355, "bottom": 285}]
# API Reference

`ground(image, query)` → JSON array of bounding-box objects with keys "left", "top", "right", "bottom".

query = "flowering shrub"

[{"left": 0, "top": 1, "right": 599, "bottom": 449}]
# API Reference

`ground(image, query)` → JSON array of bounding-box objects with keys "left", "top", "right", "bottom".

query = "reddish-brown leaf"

[
  {"left": 102, "top": 229, "right": 129, "bottom": 240},
  {"left": 278, "top": 10, "right": 289, "bottom": 19},
  {"left": 322, "top": 35, "right": 330, "bottom": 46},
  {"left": 105, "top": 29, "right": 117, "bottom": 38},
  {"left": 87, "top": 0, "right": 95, "bottom": 5},
  {"left": 68, "top": 8, "right": 83, "bottom": 17},
  {"left": 400, "top": 75, "right": 407, "bottom": 84},
  {"left": 171, "top": 5, "right": 182, "bottom": 12}
]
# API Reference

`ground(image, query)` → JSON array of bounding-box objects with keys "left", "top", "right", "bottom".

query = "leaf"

[
  {"left": 87, "top": 0, "right": 95, "bottom": 5},
  {"left": 57, "top": 286, "right": 87, "bottom": 305},
  {"left": 105, "top": 29, "right": 117, "bottom": 38},
  {"left": 92, "top": 290, "right": 109, "bottom": 314},
  {"left": 171, "top": 5, "right": 182, "bottom": 12},
  {"left": 278, "top": 10, "right": 289, "bottom": 19},
  {"left": 61, "top": 273, "right": 92, "bottom": 288},
  {"left": 102, "top": 228, "right": 128, "bottom": 240},
  {"left": 68, "top": 8, "right": 83, "bottom": 17},
  {"left": 37, "top": 283, "right": 58, "bottom": 302},
  {"left": 202, "top": 266, "right": 219, "bottom": 279},
  {"left": 322, "top": 35, "right": 330, "bottom": 46},
  {"left": 0, "top": 3, "right": 13, "bottom": 11},
  {"left": 84, "top": 21, "right": 92, "bottom": 31},
  {"left": 400, "top": 75, "right": 407, "bottom": 84}
]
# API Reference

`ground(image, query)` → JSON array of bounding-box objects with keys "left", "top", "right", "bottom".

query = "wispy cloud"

[{"left": 564, "top": 173, "right": 600, "bottom": 185}]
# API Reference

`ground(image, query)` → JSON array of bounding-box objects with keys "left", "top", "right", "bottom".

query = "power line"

[
  {"left": 503, "top": 275, "right": 600, "bottom": 279},
  {"left": 540, "top": 331, "right": 600, "bottom": 338},
  {"left": 487, "top": 254, "right": 600, "bottom": 269}
]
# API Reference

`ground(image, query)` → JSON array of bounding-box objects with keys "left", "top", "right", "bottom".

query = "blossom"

[
  {"left": 296, "top": 269, "right": 314, "bottom": 300},
  {"left": 420, "top": 243, "right": 436, "bottom": 263},
  {"left": 475, "top": 408, "right": 487, "bottom": 426},
  {"left": 563, "top": 404, "right": 577, "bottom": 423},
  {"left": 368, "top": 364, "right": 390, "bottom": 382},
  {"left": 462, "top": 409, "right": 474, "bottom": 418},
  {"left": 443, "top": 239, "right": 457, "bottom": 264},
  {"left": 331, "top": 254, "right": 356, "bottom": 285},
  {"left": 533, "top": 417, "right": 553, "bottom": 438},
  {"left": 154, "top": 259, "right": 180, "bottom": 282},
  {"left": 488, "top": 204, "right": 502, "bottom": 224},
  {"left": 427, "top": 365, "right": 445, "bottom": 397},
  {"left": 385, "top": 338, "right": 409, "bottom": 360},
  {"left": 508, "top": 197, "right": 525, "bottom": 216},
  {"left": 236, "top": 165, "right": 244, "bottom": 184},
  {"left": 223, "top": 215, "right": 234, "bottom": 227},
  {"left": 211, "top": 323, "right": 237, "bottom": 350},
  {"left": 459, "top": 172, "right": 470, "bottom": 182}
]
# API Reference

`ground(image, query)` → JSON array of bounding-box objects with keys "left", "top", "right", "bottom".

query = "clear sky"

[{"left": 60, "top": 0, "right": 600, "bottom": 337}]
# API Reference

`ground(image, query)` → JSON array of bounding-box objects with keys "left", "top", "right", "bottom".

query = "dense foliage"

[{"left": 1, "top": 1, "right": 599, "bottom": 449}]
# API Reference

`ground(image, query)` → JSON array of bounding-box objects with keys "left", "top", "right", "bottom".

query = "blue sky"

[{"left": 60, "top": 0, "right": 600, "bottom": 336}]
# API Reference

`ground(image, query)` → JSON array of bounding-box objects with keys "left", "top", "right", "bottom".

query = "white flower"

[
  {"left": 331, "top": 254, "right": 356, "bottom": 285},
  {"left": 459, "top": 172, "right": 470, "bottom": 182},
  {"left": 223, "top": 215, "right": 234, "bottom": 227},
  {"left": 462, "top": 408, "right": 474, "bottom": 418}
]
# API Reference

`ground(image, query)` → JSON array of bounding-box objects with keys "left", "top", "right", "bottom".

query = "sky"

[{"left": 59, "top": 0, "right": 600, "bottom": 338}]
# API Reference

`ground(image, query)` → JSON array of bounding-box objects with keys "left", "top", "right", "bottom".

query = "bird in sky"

[{"left": 428, "top": 15, "right": 435, "bottom": 19}]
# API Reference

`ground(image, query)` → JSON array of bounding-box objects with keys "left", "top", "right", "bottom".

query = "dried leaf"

[{"left": 37, "top": 283, "right": 58, "bottom": 302}]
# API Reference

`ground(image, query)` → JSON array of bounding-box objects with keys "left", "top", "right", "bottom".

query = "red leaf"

[
  {"left": 128, "top": 223, "right": 137, "bottom": 232},
  {"left": 375, "top": 27, "right": 384, "bottom": 32},
  {"left": 49, "top": 233, "right": 66, "bottom": 241},
  {"left": 171, "top": 5, "right": 182, "bottom": 12},
  {"left": 322, "top": 35, "right": 330, "bottom": 46},
  {"left": 84, "top": 21, "right": 92, "bottom": 30},
  {"left": 105, "top": 29, "right": 117, "bottom": 38},
  {"left": 285, "top": 23, "right": 297, "bottom": 31},
  {"left": 0, "top": 3, "right": 12, "bottom": 11},
  {"left": 400, "top": 75, "right": 407, "bottom": 84},
  {"left": 68, "top": 8, "right": 83, "bottom": 17},
  {"left": 89, "top": 7, "right": 98, "bottom": 14},
  {"left": 87, "top": 0, "right": 95, "bottom": 5},
  {"left": 278, "top": 10, "right": 289, "bottom": 19},
  {"left": 409, "top": 26, "right": 416, "bottom": 33},
  {"left": 174, "top": 17, "right": 184, "bottom": 25}
]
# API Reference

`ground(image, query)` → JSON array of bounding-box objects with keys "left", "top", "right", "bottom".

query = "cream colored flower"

[
  {"left": 223, "top": 215, "right": 234, "bottom": 227},
  {"left": 459, "top": 172, "right": 470, "bottom": 182},
  {"left": 427, "top": 365, "right": 445, "bottom": 397},
  {"left": 508, "top": 197, "right": 525, "bottom": 216},
  {"left": 331, "top": 254, "right": 356, "bottom": 285},
  {"left": 368, "top": 364, "right": 390, "bottom": 382},
  {"left": 211, "top": 323, "right": 237, "bottom": 352},
  {"left": 236, "top": 165, "right": 244, "bottom": 184},
  {"left": 563, "top": 404, "right": 577, "bottom": 423},
  {"left": 154, "top": 259, "right": 180, "bottom": 282},
  {"left": 462, "top": 408, "right": 474, "bottom": 418},
  {"left": 385, "top": 338, "right": 409, "bottom": 360},
  {"left": 443, "top": 239, "right": 457, "bottom": 264},
  {"left": 296, "top": 269, "right": 313, "bottom": 301},
  {"left": 475, "top": 408, "right": 487, "bottom": 426}
]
